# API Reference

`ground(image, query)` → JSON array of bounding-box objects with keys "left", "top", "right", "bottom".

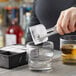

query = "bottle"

[
  {"left": 5, "top": 9, "right": 24, "bottom": 46},
  {"left": 19, "top": 0, "right": 32, "bottom": 29},
  {"left": 24, "top": 12, "right": 31, "bottom": 42},
  {"left": 19, "top": 0, "right": 26, "bottom": 29},
  {"left": 5, "top": 18, "right": 24, "bottom": 46},
  {"left": 4, "top": 0, "right": 19, "bottom": 27},
  {"left": 25, "top": 12, "right": 31, "bottom": 33},
  {"left": 0, "top": 14, "right": 4, "bottom": 48}
]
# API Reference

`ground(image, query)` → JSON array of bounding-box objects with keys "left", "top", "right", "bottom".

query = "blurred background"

[{"left": 0, "top": 0, "right": 34, "bottom": 48}]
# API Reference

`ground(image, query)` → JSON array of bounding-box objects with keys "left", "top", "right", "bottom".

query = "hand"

[{"left": 56, "top": 7, "right": 76, "bottom": 35}]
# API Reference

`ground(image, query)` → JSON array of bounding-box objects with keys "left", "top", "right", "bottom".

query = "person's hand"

[{"left": 56, "top": 7, "right": 76, "bottom": 35}]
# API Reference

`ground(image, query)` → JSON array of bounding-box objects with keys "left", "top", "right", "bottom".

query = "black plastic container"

[{"left": 0, "top": 50, "right": 28, "bottom": 69}]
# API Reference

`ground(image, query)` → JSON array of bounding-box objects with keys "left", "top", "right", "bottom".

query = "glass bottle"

[
  {"left": 5, "top": 9, "right": 24, "bottom": 46},
  {"left": 19, "top": 0, "right": 26, "bottom": 28},
  {"left": 4, "top": 0, "right": 19, "bottom": 26},
  {"left": 25, "top": 12, "right": 31, "bottom": 34},
  {"left": 0, "top": 14, "right": 4, "bottom": 48},
  {"left": 24, "top": 12, "right": 31, "bottom": 43}
]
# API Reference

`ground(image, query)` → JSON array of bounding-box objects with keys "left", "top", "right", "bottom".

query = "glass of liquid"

[
  {"left": 60, "top": 35, "right": 76, "bottom": 64},
  {"left": 26, "top": 41, "right": 54, "bottom": 71}
]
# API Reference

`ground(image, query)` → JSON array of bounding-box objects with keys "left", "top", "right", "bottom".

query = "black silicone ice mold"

[{"left": 0, "top": 50, "right": 28, "bottom": 69}]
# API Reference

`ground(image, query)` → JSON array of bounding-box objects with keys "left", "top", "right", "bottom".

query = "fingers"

[
  {"left": 56, "top": 25, "right": 64, "bottom": 35},
  {"left": 56, "top": 7, "right": 76, "bottom": 35},
  {"left": 69, "top": 12, "right": 76, "bottom": 32},
  {"left": 56, "top": 11, "right": 64, "bottom": 35},
  {"left": 61, "top": 11, "right": 71, "bottom": 33}
]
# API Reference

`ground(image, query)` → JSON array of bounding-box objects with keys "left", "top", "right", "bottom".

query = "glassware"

[
  {"left": 26, "top": 41, "right": 54, "bottom": 71},
  {"left": 24, "top": 12, "right": 31, "bottom": 43},
  {"left": 60, "top": 35, "right": 76, "bottom": 64},
  {"left": 5, "top": 16, "right": 24, "bottom": 46},
  {"left": 0, "top": 14, "right": 4, "bottom": 48},
  {"left": 4, "top": 0, "right": 19, "bottom": 26}
]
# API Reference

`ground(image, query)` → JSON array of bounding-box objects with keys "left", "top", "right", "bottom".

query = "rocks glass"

[{"left": 26, "top": 41, "right": 54, "bottom": 71}]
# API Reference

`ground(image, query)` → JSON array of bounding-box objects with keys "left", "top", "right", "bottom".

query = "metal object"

[{"left": 29, "top": 24, "right": 57, "bottom": 45}]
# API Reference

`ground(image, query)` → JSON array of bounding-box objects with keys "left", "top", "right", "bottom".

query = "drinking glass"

[
  {"left": 60, "top": 35, "right": 76, "bottom": 64},
  {"left": 26, "top": 41, "right": 54, "bottom": 71}
]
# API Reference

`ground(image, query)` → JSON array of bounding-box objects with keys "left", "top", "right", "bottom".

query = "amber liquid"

[{"left": 61, "top": 44, "right": 76, "bottom": 64}]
